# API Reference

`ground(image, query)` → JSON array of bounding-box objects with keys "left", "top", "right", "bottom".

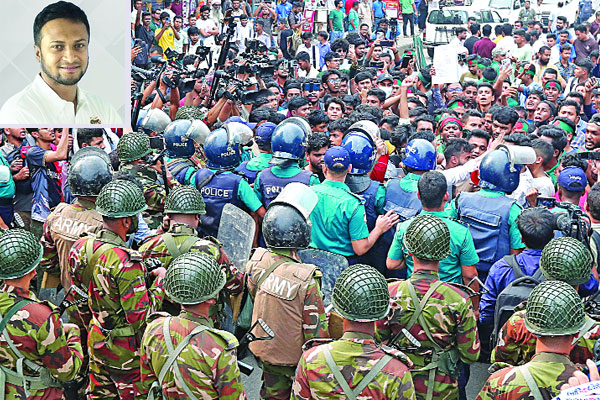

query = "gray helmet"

[
  {"left": 540, "top": 237, "right": 592, "bottom": 285},
  {"left": 139, "top": 108, "right": 171, "bottom": 135},
  {"left": 71, "top": 146, "right": 111, "bottom": 166},
  {"left": 525, "top": 280, "right": 587, "bottom": 336},
  {"left": 164, "top": 186, "right": 206, "bottom": 215},
  {"left": 117, "top": 132, "right": 152, "bottom": 163},
  {"left": 0, "top": 229, "right": 43, "bottom": 280},
  {"left": 164, "top": 252, "right": 226, "bottom": 304},
  {"left": 403, "top": 214, "right": 451, "bottom": 261},
  {"left": 227, "top": 122, "right": 254, "bottom": 146},
  {"left": 95, "top": 180, "right": 148, "bottom": 218},
  {"left": 68, "top": 153, "right": 113, "bottom": 197},
  {"left": 331, "top": 264, "right": 390, "bottom": 322},
  {"left": 346, "top": 120, "right": 380, "bottom": 145}
]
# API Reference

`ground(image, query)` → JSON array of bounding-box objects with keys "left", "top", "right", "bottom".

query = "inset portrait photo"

[{"left": 0, "top": 0, "right": 128, "bottom": 127}]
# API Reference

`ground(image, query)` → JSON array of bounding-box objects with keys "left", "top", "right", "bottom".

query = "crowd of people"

[{"left": 6, "top": 0, "right": 600, "bottom": 399}]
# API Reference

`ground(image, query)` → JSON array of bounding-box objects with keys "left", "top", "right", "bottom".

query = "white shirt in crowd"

[
  {"left": 0, "top": 74, "right": 122, "bottom": 125},
  {"left": 296, "top": 43, "right": 320, "bottom": 70}
]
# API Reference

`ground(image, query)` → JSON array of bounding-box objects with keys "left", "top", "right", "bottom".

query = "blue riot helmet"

[
  {"left": 164, "top": 119, "right": 211, "bottom": 159},
  {"left": 346, "top": 120, "right": 380, "bottom": 145},
  {"left": 403, "top": 139, "right": 436, "bottom": 171},
  {"left": 203, "top": 127, "right": 242, "bottom": 169},
  {"left": 342, "top": 131, "right": 377, "bottom": 175},
  {"left": 271, "top": 120, "right": 309, "bottom": 163},
  {"left": 138, "top": 108, "right": 171, "bottom": 135},
  {"left": 479, "top": 145, "right": 536, "bottom": 193},
  {"left": 255, "top": 122, "right": 277, "bottom": 148},
  {"left": 284, "top": 117, "right": 312, "bottom": 137}
]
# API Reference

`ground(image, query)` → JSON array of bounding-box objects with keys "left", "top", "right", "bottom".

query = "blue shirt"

[
  {"left": 317, "top": 42, "right": 331, "bottom": 68},
  {"left": 479, "top": 248, "right": 599, "bottom": 324},
  {"left": 276, "top": 2, "right": 292, "bottom": 20},
  {"left": 27, "top": 146, "right": 62, "bottom": 222},
  {"left": 372, "top": 0, "right": 386, "bottom": 18}
]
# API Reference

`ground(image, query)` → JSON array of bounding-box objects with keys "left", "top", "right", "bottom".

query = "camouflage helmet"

[
  {"left": 0, "top": 229, "right": 43, "bottom": 280},
  {"left": 331, "top": 264, "right": 390, "bottom": 322},
  {"left": 540, "top": 237, "right": 592, "bottom": 285},
  {"left": 175, "top": 105, "right": 206, "bottom": 121},
  {"left": 164, "top": 186, "right": 206, "bottom": 215},
  {"left": 117, "top": 132, "right": 152, "bottom": 163},
  {"left": 95, "top": 180, "right": 147, "bottom": 218},
  {"left": 525, "top": 280, "right": 587, "bottom": 336},
  {"left": 164, "top": 252, "right": 226, "bottom": 305},
  {"left": 403, "top": 214, "right": 451, "bottom": 261}
]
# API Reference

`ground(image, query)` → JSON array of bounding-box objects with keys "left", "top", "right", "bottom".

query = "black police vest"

[{"left": 258, "top": 167, "right": 313, "bottom": 207}]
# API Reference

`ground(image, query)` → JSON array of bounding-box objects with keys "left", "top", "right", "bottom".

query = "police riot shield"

[
  {"left": 217, "top": 204, "right": 256, "bottom": 272},
  {"left": 297, "top": 248, "right": 349, "bottom": 307}
]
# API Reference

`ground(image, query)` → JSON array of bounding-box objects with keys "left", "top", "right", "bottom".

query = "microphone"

[{"left": 150, "top": 55, "right": 167, "bottom": 64}]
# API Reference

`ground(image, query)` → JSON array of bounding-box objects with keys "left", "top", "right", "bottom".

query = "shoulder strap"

[
  {"left": 161, "top": 234, "right": 198, "bottom": 268},
  {"left": 0, "top": 300, "right": 33, "bottom": 336},
  {"left": 251, "top": 256, "right": 290, "bottom": 298},
  {"left": 517, "top": 365, "right": 544, "bottom": 400},
  {"left": 157, "top": 317, "right": 209, "bottom": 400},
  {"left": 502, "top": 255, "right": 524, "bottom": 280},
  {"left": 322, "top": 345, "right": 392, "bottom": 400},
  {"left": 82, "top": 239, "right": 116, "bottom": 290},
  {"left": 405, "top": 280, "right": 444, "bottom": 351}
]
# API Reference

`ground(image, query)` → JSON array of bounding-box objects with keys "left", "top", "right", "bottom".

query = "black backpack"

[{"left": 491, "top": 255, "right": 545, "bottom": 347}]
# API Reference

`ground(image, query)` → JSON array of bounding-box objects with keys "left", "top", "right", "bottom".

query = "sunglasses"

[
  {"left": 304, "top": 83, "right": 321, "bottom": 92},
  {"left": 328, "top": 78, "right": 341, "bottom": 83}
]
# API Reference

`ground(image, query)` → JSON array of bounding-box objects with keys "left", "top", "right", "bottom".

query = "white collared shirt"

[{"left": 0, "top": 74, "right": 122, "bottom": 125}]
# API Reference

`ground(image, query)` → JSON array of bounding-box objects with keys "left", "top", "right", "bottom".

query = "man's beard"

[{"left": 40, "top": 53, "right": 88, "bottom": 86}]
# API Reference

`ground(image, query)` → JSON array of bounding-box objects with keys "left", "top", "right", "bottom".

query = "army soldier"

[
  {"left": 0, "top": 229, "right": 83, "bottom": 398},
  {"left": 478, "top": 281, "right": 586, "bottom": 399},
  {"left": 192, "top": 126, "right": 265, "bottom": 238},
  {"left": 117, "top": 131, "right": 177, "bottom": 229},
  {"left": 237, "top": 122, "right": 276, "bottom": 184},
  {"left": 40, "top": 147, "right": 113, "bottom": 291},
  {"left": 492, "top": 237, "right": 600, "bottom": 366},
  {"left": 376, "top": 214, "right": 480, "bottom": 400},
  {"left": 68, "top": 180, "right": 166, "bottom": 399},
  {"left": 291, "top": 264, "right": 415, "bottom": 399},
  {"left": 140, "top": 252, "right": 246, "bottom": 399},
  {"left": 254, "top": 119, "right": 319, "bottom": 208},
  {"left": 139, "top": 185, "right": 243, "bottom": 321},
  {"left": 163, "top": 119, "right": 211, "bottom": 185},
  {"left": 246, "top": 183, "right": 328, "bottom": 400},
  {"left": 309, "top": 146, "right": 398, "bottom": 265}
]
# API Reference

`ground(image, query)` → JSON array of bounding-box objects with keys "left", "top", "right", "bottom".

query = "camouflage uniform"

[
  {"left": 139, "top": 222, "right": 244, "bottom": 322},
  {"left": 140, "top": 311, "right": 245, "bottom": 399},
  {"left": 376, "top": 271, "right": 480, "bottom": 400},
  {"left": 291, "top": 332, "right": 415, "bottom": 399},
  {"left": 120, "top": 163, "right": 167, "bottom": 229},
  {"left": 0, "top": 284, "right": 84, "bottom": 399},
  {"left": 477, "top": 352, "right": 577, "bottom": 400}
]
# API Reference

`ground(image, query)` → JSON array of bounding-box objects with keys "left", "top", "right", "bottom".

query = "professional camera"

[{"left": 538, "top": 198, "right": 592, "bottom": 246}]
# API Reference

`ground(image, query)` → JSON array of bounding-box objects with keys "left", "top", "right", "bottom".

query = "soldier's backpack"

[{"left": 491, "top": 255, "right": 545, "bottom": 347}]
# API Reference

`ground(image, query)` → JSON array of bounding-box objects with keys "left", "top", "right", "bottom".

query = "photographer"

[
  {"left": 151, "top": 70, "right": 181, "bottom": 120},
  {"left": 155, "top": 12, "right": 180, "bottom": 57},
  {"left": 254, "top": 0, "right": 276, "bottom": 37}
]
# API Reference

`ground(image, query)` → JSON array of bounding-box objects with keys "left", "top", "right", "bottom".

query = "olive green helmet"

[
  {"left": 403, "top": 214, "right": 451, "bottom": 261},
  {"left": 164, "top": 252, "right": 226, "bottom": 305},
  {"left": 175, "top": 106, "right": 206, "bottom": 121},
  {"left": 117, "top": 132, "right": 152, "bottom": 163},
  {"left": 95, "top": 180, "right": 147, "bottom": 218},
  {"left": 331, "top": 264, "right": 390, "bottom": 322},
  {"left": 525, "top": 280, "right": 587, "bottom": 336},
  {"left": 540, "top": 237, "right": 592, "bottom": 285},
  {"left": 164, "top": 186, "right": 206, "bottom": 215},
  {"left": 0, "top": 229, "right": 43, "bottom": 280}
]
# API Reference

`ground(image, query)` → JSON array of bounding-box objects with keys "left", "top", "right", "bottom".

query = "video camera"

[
  {"left": 236, "top": 39, "right": 276, "bottom": 79},
  {"left": 537, "top": 198, "right": 592, "bottom": 247}
]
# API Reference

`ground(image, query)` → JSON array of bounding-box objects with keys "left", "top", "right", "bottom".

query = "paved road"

[{"left": 240, "top": 353, "right": 491, "bottom": 400}]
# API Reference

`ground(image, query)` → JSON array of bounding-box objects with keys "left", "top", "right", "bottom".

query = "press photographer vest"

[
  {"left": 257, "top": 167, "right": 313, "bottom": 207},
  {"left": 247, "top": 248, "right": 317, "bottom": 366}
]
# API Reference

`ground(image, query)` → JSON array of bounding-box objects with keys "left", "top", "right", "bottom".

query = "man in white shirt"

[
  {"left": 173, "top": 15, "right": 187, "bottom": 53},
  {"left": 197, "top": 5, "right": 219, "bottom": 47},
  {"left": 296, "top": 51, "right": 320, "bottom": 78},
  {"left": 234, "top": 14, "right": 254, "bottom": 52},
  {"left": 496, "top": 24, "right": 517, "bottom": 57},
  {"left": 131, "top": 0, "right": 143, "bottom": 33},
  {"left": 0, "top": 1, "right": 121, "bottom": 124},
  {"left": 295, "top": 32, "right": 320, "bottom": 71}
]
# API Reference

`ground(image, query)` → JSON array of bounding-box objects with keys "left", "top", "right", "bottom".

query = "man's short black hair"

[
  {"left": 465, "top": 129, "right": 491, "bottom": 143},
  {"left": 325, "top": 97, "right": 346, "bottom": 113},
  {"left": 469, "top": 23, "right": 480, "bottom": 35},
  {"left": 354, "top": 71, "right": 371, "bottom": 84},
  {"left": 329, "top": 118, "right": 351, "bottom": 134},
  {"left": 492, "top": 107, "right": 519, "bottom": 127},
  {"left": 318, "top": 31, "right": 329, "bottom": 40},
  {"left": 517, "top": 207, "right": 555, "bottom": 249},
  {"left": 587, "top": 184, "right": 600, "bottom": 221},
  {"left": 531, "top": 138, "right": 554, "bottom": 164},
  {"left": 482, "top": 24, "right": 492, "bottom": 37},
  {"left": 443, "top": 138, "right": 471, "bottom": 165},
  {"left": 306, "top": 131, "right": 330, "bottom": 153},
  {"left": 366, "top": 88, "right": 386, "bottom": 104},
  {"left": 77, "top": 128, "right": 104, "bottom": 148},
  {"left": 307, "top": 109, "right": 330, "bottom": 126},
  {"left": 330, "top": 38, "right": 350, "bottom": 53},
  {"left": 288, "top": 96, "right": 310, "bottom": 111},
  {"left": 188, "top": 26, "right": 200, "bottom": 36},
  {"left": 502, "top": 23, "right": 513, "bottom": 36},
  {"left": 561, "top": 152, "right": 588, "bottom": 171},
  {"left": 417, "top": 171, "right": 448, "bottom": 209},
  {"left": 34, "top": 1, "right": 90, "bottom": 46},
  {"left": 538, "top": 125, "right": 567, "bottom": 153},
  {"left": 413, "top": 114, "right": 435, "bottom": 129},
  {"left": 321, "top": 69, "right": 341, "bottom": 85},
  {"left": 575, "top": 24, "right": 587, "bottom": 33},
  {"left": 296, "top": 51, "right": 310, "bottom": 62}
]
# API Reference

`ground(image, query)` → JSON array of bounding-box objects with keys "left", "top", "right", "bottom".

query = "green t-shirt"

[
  {"left": 329, "top": 9, "right": 345, "bottom": 32},
  {"left": 348, "top": 9, "right": 359, "bottom": 30},
  {"left": 400, "top": 0, "right": 415, "bottom": 13}
]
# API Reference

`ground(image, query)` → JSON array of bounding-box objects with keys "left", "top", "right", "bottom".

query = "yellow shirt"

[
  {"left": 155, "top": 27, "right": 175, "bottom": 56},
  {"left": 493, "top": 35, "right": 503, "bottom": 44}
]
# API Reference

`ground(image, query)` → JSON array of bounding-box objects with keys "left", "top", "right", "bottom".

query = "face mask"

[{"left": 380, "top": 86, "right": 393, "bottom": 98}]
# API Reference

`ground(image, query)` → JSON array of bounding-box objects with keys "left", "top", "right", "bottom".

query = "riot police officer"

[
  {"left": 246, "top": 183, "right": 328, "bottom": 400},
  {"left": 254, "top": 118, "right": 320, "bottom": 208},
  {"left": 377, "top": 214, "right": 480, "bottom": 400},
  {"left": 291, "top": 264, "right": 415, "bottom": 399},
  {"left": 139, "top": 185, "right": 243, "bottom": 322},
  {"left": 40, "top": 148, "right": 113, "bottom": 292},
  {"left": 0, "top": 229, "right": 83, "bottom": 399},
  {"left": 137, "top": 108, "right": 171, "bottom": 136},
  {"left": 237, "top": 122, "right": 276, "bottom": 184},
  {"left": 163, "top": 119, "right": 211, "bottom": 185},
  {"left": 117, "top": 131, "right": 177, "bottom": 229},
  {"left": 478, "top": 281, "right": 586, "bottom": 399},
  {"left": 140, "top": 252, "right": 246, "bottom": 399},
  {"left": 68, "top": 180, "right": 166, "bottom": 399},
  {"left": 191, "top": 125, "right": 265, "bottom": 238}
]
